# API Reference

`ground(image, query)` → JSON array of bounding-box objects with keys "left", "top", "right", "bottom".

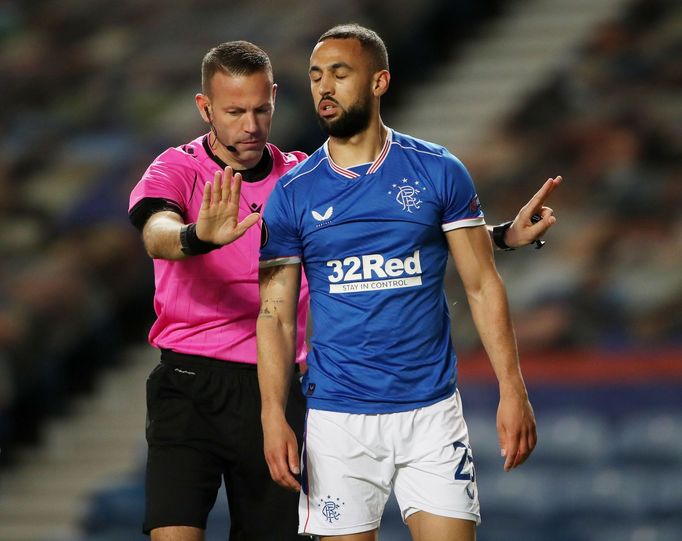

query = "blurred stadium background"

[{"left": 0, "top": 0, "right": 680, "bottom": 539}]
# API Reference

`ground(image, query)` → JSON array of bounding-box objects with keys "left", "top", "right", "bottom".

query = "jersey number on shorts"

[{"left": 453, "top": 441, "right": 475, "bottom": 481}]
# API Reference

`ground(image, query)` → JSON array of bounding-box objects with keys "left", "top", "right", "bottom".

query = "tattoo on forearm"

[{"left": 259, "top": 297, "right": 285, "bottom": 318}]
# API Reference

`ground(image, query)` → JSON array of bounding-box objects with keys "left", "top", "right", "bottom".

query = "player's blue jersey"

[{"left": 260, "top": 129, "right": 485, "bottom": 413}]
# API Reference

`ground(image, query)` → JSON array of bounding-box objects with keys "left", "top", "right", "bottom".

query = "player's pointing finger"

[{"left": 524, "top": 177, "right": 559, "bottom": 215}]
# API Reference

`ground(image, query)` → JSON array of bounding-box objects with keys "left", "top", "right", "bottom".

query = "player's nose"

[{"left": 318, "top": 73, "right": 334, "bottom": 96}]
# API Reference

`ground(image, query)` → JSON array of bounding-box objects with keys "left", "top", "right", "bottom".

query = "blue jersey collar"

[{"left": 323, "top": 128, "right": 393, "bottom": 179}]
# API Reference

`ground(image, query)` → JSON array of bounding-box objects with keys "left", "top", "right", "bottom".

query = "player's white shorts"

[{"left": 298, "top": 390, "right": 480, "bottom": 536}]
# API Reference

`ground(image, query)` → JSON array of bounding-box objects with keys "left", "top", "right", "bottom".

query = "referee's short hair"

[
  {"left": 317, "top": 23, "right": 389, "bottom": 73},
  {"left": 201, "top": 41, "right": 272, "bottom": 95}
]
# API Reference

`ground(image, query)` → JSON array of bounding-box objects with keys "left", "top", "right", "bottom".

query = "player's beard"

[{"left": 317, "top": 94, "right": 372, "bottom": 139}]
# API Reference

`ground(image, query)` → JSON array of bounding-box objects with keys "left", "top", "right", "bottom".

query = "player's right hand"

[
  {"left": 196, "top": 166, "right": 260, "bottom": 246},
  {"left": 497, "top": 385, "right": 537, "bottom": 471},
  {"left": 262, "top": 415, "right": 301, "bottom": 492}
]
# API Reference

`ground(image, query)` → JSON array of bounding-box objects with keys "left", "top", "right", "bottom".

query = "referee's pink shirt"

[{"left": 129, "top": 136, "right": 309, "bottom": 364}]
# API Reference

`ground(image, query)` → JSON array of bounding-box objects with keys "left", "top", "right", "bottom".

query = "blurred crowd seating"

[{"left": 456, "top": 0, "right": 682, "bottom": 354}]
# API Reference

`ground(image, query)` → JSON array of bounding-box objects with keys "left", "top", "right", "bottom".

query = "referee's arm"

[
  {"left": 137, "top": 168, "right": 260, "bottom": 260},
  {"left": 141, "top": 211, "right": 189, "bottom": 260},
  {"left": 257, "top": 261, "right": 303, "bottom": 492}
]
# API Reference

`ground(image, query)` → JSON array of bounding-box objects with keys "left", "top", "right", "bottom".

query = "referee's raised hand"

[{"left": 196, "top": 166, "right": 261, "bottom": 245}]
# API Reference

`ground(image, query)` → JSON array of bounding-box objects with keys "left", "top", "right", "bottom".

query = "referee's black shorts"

[{"left": 143, "top": 349, "right": 306, "bottom": 540}]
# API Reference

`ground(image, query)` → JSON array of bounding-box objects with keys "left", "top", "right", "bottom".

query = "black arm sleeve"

[{"left": 128, "top": 198, "right": 184, "bottom": 231}]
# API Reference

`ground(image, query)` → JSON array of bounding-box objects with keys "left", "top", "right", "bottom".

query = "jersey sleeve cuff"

[
  {"left": 441, "top": 216, "right": 486, "bottom": 232},
  {"left": 259, "top": 256, "right": 302, "bottom": 268}
]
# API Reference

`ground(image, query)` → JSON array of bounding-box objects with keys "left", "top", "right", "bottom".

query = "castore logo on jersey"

[{"left": 312, "top": 206, "right": 334, "bottom": 221}]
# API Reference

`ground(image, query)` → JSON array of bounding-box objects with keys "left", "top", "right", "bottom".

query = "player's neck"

[{"left": 327, "top": 121, "right": 387, "bottom": 169}]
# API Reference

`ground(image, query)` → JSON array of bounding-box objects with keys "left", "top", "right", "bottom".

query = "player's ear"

[
  {"left": 272, "top": 83, "right": 278, "bottom": 106},
  {"left": 373, "top": 70, "right": 390, "bottom": 97}
]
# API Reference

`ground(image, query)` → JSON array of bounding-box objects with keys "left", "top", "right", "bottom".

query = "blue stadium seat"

[
  {"left": 81, "top": 478, "right": 145, "bottom": 535},
  {"left": 204, "top": 485, "right": 230, "bottom": 541},
  {"left": 476, "top": 467, "right": 562, "bottom": 521},
  {"left": 568, "top": 520, "right": 682, "bottom": 541},
  {"left": 552, "top": 466, "right": 668, "bottom": 522},
  {"left": 378, "top": 494, "right": 411, "bottom": 540},
  {"left": 648, "top": 469, "right": 682, "bottom": 520},
  {"left": 466, "top": 412, "right": 502, "bottom": 467},
  {"left": 82, "top": 477, "right": 232, "bottom": 540},
  {"left": 610, "top": 411, "right": 682, "bottom": 466},
  {"left": 477, "top": 518, "right": 571, "bottom": 541},
  {"left": 532, "top": 410, "right": 611, "bottom": 466}
]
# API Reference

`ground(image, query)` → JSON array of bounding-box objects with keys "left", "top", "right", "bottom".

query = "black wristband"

[
  {"left": 492, "top": 221, "right": 514, "bottom": 251},
  {"left": 179, "top": 223, "right": 221, "bottom": 256}
]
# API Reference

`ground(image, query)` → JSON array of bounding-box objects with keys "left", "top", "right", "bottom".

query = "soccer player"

[
  {"left": 257, "top": 24, "right": 550, "bottom": 541},
  {"left": 129, "top": 38, "right": 556, "bottom": 541}
]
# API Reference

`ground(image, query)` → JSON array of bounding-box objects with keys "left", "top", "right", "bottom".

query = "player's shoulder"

[
  {"left": 390, "top": 130, "right": 451, "bottom": 159},
  {"left": 391, "top": 129, "right": 469, "bottom": 173},
  {"left": 275, "top": 146, "right": 327, "bottom": 192}
]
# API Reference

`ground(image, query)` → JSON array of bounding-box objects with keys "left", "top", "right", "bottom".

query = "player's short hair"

[
  {"left": 317, "top": 23, "right": 389, "bottom": 72},
  {"left": 201, "top": 41, "right": 272, "bottom": 95}
]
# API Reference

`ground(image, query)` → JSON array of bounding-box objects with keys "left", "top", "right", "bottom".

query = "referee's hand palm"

[{"left": 196, "top": 167, "right": 260, "bottom": 246}]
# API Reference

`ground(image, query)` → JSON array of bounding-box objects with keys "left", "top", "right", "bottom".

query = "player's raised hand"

[
  {"left": 196, "top": 166, "right": 260, "bottom": 246},
  {"left": 505, "top": 176, "right": 562, "bottom": 249}
]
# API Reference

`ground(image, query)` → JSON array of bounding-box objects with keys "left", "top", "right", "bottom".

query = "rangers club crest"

[
  {"left": 388, "top": 178, "right": 425, "bottom": 213},
  {"left": 318, "top": 496, "right": 345, "bottom": 523}
]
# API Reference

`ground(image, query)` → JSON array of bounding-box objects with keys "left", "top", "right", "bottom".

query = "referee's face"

[{"left": 204, "top": 70, "right": 276, "bottom": 168}]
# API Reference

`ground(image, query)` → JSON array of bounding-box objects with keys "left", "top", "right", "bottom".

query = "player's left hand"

[
  {"left": 496, "top": 386, "right": 537, "bottom": 471},
  {"left": 505, "top": 176, "right": 562, "bottom": 248}
]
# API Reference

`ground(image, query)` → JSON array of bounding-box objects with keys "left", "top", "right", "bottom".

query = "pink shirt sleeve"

[{"left": 129, "top": 147, "right": 195, "bottom": 214}]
